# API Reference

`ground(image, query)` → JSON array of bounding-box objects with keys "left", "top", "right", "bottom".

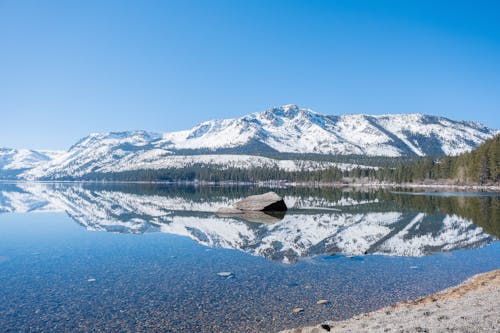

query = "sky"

[{"left": 1, "top": 0, "right": 499, "bottom": 150}]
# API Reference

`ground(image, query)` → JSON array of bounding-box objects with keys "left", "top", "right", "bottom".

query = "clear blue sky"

[{"left": 1, "top": 0, "right": 499, "bottom": 150}]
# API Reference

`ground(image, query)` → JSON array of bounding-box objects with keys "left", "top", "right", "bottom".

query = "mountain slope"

[
  {"left": 19, "top": 105, "right": 498, "bottom": 180},
  {"left": 160, "top": 104, "right": 495, "bottom": 156},
  {"left": 0, "top": 148, "right": 64, "bottom": 179}
]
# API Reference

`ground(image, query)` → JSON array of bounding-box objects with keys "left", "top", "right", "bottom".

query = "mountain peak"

[
  {"left": 281, "top": 104, "right": 300, "bottom": 111},
  {"left": 264, "top": 104, "right": 309, "bottom": 119}
]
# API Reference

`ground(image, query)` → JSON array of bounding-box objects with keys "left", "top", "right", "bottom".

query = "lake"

[{"left": 0, "top": 183, "right": 498, "bottom": 332}]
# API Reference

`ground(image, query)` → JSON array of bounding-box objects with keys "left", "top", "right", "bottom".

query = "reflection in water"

[
  {"left": 216, "top": 210, "right": 286, "bottom": 224},
  {"left": 0, "top": 183, "right": 497, "bottom": 263}
]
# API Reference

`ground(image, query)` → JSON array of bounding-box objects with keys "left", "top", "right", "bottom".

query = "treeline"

[
  {"left": 71, "top": 164, "right": 350, "bottom": 183},
  {"left": 381, "top": 135, "right": 499, "bottom": 184}
]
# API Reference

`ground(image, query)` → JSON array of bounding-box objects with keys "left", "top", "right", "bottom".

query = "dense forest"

[
  {"left": 72, "top": 164, "right": 349, "bottom": 183},
  {"left": 63, "top": 135, "right": 499, "bottom": 185},
  {"left": 381, "top": 134, "right": 499, "bottom": 184}
]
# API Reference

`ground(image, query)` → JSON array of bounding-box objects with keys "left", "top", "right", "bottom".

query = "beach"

[{"left": 281, "top": 269, "right": 500, "bottom": 333}]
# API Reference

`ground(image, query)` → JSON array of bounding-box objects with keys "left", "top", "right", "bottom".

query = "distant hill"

[{"left": 0, "top": 148, "right": 64, "bottom": 180}]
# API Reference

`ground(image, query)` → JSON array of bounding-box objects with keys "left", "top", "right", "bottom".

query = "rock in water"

[
  {"left": 234, "top": 192, "right": 287, "bottom": 212},
  {"left": 215, "top": 207, "right": 244, "bottom": 214}
]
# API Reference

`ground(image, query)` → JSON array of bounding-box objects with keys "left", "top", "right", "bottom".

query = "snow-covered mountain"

[
  {"left": 16, "top": 105, "right": 497, "bottom": 180},
  {"left": 0, "top": 148, "right": 64, "bottom": 179},
  {"left": 161, "top": 104, "right": 496, "bottom": 156},
  {"left": 0, "top": 184, "right": 495, "bottom": 262}
]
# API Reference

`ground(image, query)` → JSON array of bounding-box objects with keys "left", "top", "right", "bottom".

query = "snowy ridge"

[
  {"left": 8, "top": 104, "right": 495, "bottom": 180},
  {"left": 0, "top": 148, "right": 64, "bottom": 179},
  {"left": 0, "top": 184, "right": 494, "bottom": 262},
  {"left": 159, "top": 105, "right": 496, "bottom": 156}
]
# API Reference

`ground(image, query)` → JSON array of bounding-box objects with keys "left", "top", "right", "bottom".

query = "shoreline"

[
  {"left": 280, "top": 269, "right": 500, "bottom": 333},
  {"left": 0, "top": 179, "right": 499, "bottom": 192}
]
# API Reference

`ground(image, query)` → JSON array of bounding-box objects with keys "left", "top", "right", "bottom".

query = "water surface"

[{"left": 0, "top": 183, "right": 498, "bottom": 332}]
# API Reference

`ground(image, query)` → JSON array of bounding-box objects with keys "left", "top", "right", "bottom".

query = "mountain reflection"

[{"left": 0, "top": 183, "right": 497, "bottom": 263}]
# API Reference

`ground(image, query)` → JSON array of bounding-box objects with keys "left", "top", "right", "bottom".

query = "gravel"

[{"left": 281, "top": 269, "right": 500, "bottom": 333}]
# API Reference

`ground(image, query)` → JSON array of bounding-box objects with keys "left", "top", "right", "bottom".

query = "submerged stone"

[{"left": 217, "top": 272, "right": 234, "bottom": 278}]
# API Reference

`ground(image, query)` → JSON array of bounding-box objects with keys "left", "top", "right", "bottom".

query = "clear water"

[{"left": 0, "top": 183, "right": 498, "bottom": 332}]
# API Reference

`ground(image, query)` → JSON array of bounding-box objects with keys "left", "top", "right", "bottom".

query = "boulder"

[
  {"left": 234, "top": 191, "right": 287, "bottom": 212},
  {"left": 215, "top": 207, "right": 244, "bottom": 214}
]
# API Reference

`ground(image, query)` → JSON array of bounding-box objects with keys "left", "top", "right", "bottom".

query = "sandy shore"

[{"left": 280, "top": 269, "right": 500, "bottom": 333}]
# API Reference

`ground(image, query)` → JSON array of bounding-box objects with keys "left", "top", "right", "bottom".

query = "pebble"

[{"left": 321, "top": 324, "right": 332, "bottom": 331}]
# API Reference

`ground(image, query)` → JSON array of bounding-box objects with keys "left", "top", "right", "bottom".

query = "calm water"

[{"left": 0, "top": 183, "right": 498, "bottom": 332}]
